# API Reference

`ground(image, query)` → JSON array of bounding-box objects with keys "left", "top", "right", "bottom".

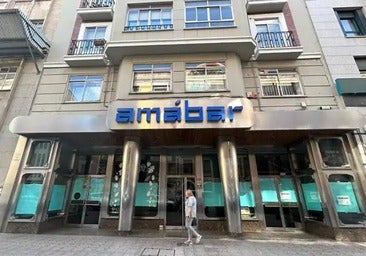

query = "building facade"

[{"left": 1, "top": 0, "right": 366, "bottom": 241}]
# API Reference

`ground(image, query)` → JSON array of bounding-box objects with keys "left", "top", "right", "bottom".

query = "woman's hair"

[{"left": 186, "top": 189, "right": 193, "bottom": 196}]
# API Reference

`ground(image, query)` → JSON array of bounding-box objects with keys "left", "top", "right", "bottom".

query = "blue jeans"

[{"left": 185, "top": 216, "right": 200, "bottom": 241}]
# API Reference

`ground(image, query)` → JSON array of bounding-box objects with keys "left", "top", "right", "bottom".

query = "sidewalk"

[{"left": 0, "top": 229, "right": 365, "bottom": 256}]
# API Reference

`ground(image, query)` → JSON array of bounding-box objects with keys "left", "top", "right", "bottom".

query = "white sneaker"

[
  {"left": 184, "top": 240, "right": 192, "bottom": 245},
  {"left": 196, "top": 235, "right": 202, "bottom": 244}
]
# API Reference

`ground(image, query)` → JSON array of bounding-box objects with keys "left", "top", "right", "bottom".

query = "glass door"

[
  {"left": 260, "top": 176, "right": 301, "bottom": 228},
  {"left": 166, "top": 177, "right": 195, "bottom": 228},
  {"left": 67, "top": 175, "right": 105, "bottom": 225}
]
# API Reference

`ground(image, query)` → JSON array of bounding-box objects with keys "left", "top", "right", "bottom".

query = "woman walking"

[{"left": 184, "top": 189, "right": 202, "bottom": 245}]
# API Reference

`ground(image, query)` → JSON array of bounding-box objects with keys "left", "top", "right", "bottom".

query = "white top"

[{"left": 185, "top": 195, "right": 197, "bottom": 218}]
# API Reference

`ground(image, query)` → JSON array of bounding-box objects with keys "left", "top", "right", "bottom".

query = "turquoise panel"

[
  {"left": 260, "top": 178, "right": 278, "bottom": 203},
  {"left": 239, "top": 181, "right": 255, "bottom": 207},
  {"left": 48, "top": 185, "right": 66, "bottom": 211},
  {"left": 135, "top": 182, "right": 158, "bottom": 207},
  {"left": 109, "top": 181, "right": 120, "bottom": 207},
  {"left": 301, "top": 183, "right": 322, "bottom": 211},
  {"left": 330, "top": 182, "right": 361, "bottom": 213},
  {"left": 71, "top": 177, "right": 86, "bottom": 200},
  {"left": 88, "top": 177, "right": 104, "bottom": 201},
  {"left": 279, "top": 177, "right": 297, "bottom": 203},
  {"left": 15, "top": 184, "right": 42, "bottom": 215},
  {"left": 203, "top": 181, "right": 224, "bottom": 206}
]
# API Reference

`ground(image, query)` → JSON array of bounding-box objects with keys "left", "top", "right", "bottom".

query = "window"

[
  {"left": 0, "top": 67, "right": 17, "bottom": 91},
  {"left": 66, "top": 75, "right": 103, "bottom": 102},
  {"left": 71, "top": 24, "right": 109, "bottom": 55},
  {"left": 132, "top": 64, "right": 171, "bottom": 93},
  {"left": 125, "top": 7, "right": 172, "bottom": 31},
  {"left": 238, "top": 154, "right": 255, "bottom": 219},
  {"left": 185, "top": 0, "right": 234, "bottom": 28},
  {"left": 328, "top": 174, "right": 366, "bottom": 225},
  {"left": 318, "top": 138, "right": 349, "bottom": 168},
  {"left": 259, "top": 69, "right": 303, "bottom": 97},
  {"left": 336, "top": 10, "right": 366, "bottom": 37},
  {"left": 354, "top": 57, "right": 366, "bottom": 77},
  {"left": 26, "top": 140, "right": 52, "bottom": 168},
  {"left": 31, "top": 19, "right": 44, "bottom": 31},
  {"left": 186, "top": 62, "right": 226, "bottom": 91},
  {"left": 203, "top": 154, "right": 224, "bottom": 218}
]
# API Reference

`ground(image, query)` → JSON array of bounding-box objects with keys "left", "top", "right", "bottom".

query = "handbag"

[{"left": 191, "top": 217, "right": 197, "bottom": 226}]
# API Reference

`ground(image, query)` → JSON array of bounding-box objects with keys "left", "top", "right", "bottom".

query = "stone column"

[
  {"left": 217, "top": 137, "right": 241, "bottom": 234},
  {"left": 118, "top": 137, "right": 140, "bottom": 232}
]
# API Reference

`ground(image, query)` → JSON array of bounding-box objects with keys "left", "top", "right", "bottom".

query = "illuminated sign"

[{"left": 115, "top": 100, "right": 243, "bottom": 123}]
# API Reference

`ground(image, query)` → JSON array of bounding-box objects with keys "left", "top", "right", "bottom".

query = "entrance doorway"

[
  {"left": 67, "top": 175, "right": 105, "bottom": 225},
  {"left": 166, "top": 177, "right": 195, "bottom": 228},
  {"left": 260, "top": 176, "right": 301, "bottom": 228}
]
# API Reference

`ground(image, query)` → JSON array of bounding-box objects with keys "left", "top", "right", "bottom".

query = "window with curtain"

[
  {"left": 65, "top": 75, "right": 103, "bottom": 102},
  {"left": 133, "top": 64, "right": 171, "bottom": 93},
  {"left": 186, "top": 62, "right": 226, "bottom": 91},
  {"left": 259, "top": 69, "right": 303, "bottom": 97},
  {"left": 125, "top": 7, "right": 172, "bottom": 31}
]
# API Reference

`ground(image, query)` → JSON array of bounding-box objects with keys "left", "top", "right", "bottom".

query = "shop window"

[
  {"left": 12, "top": 173, "right": 44, "bottom": 220},
  {"left": 108, "top": 150, "right": 122, "bottom": 216},
  {"left": 186, "top": 62, "right": 226, "bottom": 91},
  {"left": 335, "top": 9, "right": 366, "bottom": 37},
  {"left": 125, "top": 6, "right": 172, "bottom": 31},
  {"left": 259, "top": 69, "right": 303, "bottom": 97},
  {"left": 238, "top": 154, "right": 255, "bottom": 219},
  {"left": 317, "top": 138, "right": 349, "bottom": 168},
  {"left": 0, "top": 67, "right": 17, "bottom": 91},
  {"left": 256, "top": 153, "right": 291, "bottom": 175},
  {"left": 76, "top": 154, "right": 108, "bottom": 175},
  {"left": 299, "top": 176, "right": 323, "bottom": 222},
  {"left": 328, "top": 174, "right": 366, "bottom": 225},
  {"left": 132, "top": 64, "right": 172, "bottom": 93},
  {"left": 134, "top": 155, "right": 160, "bottom": 217},
  {"left": 203, "top": 154, "right": 225, "bottom": 218},
  {"left": 47, "top": 173, "right": 68, "bottom": 217},
  {"left": 185, "top": 0, "right": 234, "bottom": 28},
  {"left": 26, "top": 140, "right": 52, "bottom": 168},
  {"left": 167, "top": 155, "right": 194, "bottom": 175},
  {"left": 65, "top": 75, "right": 103, "bottom": 102}
]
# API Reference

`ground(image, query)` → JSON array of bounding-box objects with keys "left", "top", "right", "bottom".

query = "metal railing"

[
  {"left": 124, "top": 24, "right": 173, "bottom": 32},
  {"left": 68, "top": 39, "right": 106, "bottom": 55},
  {"left": 255, "top": 31, "right": 298, "bottom": 48},
  {"left": 82, "top": 0, "right": 114, "bottom": 8}
]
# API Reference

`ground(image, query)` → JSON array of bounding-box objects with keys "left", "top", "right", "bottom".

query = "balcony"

[
  {"left": 253, "top": 31, "right": 303, "bottom": 60},
  {"left": 246, "top": 0, "right": 288, "bottom": 14},
  {"left": 105, "top": 36, "right": 256, "bottom": 64},
  {"left": 0, "top": 9, "right": 50, "bottom": 58},
  {"left": 77, "top": 0, "right": 114, "bottom": 21},
  {"left": 64, "top": 39, "right": 108, "bottom": 66}
]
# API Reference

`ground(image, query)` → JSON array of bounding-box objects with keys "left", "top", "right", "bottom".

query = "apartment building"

[
  {"left": 0, "top": 0, "right": 365, "bottom": 241},
  {"left": 0, "top": 0, "right": 52, "bottom": 227}
]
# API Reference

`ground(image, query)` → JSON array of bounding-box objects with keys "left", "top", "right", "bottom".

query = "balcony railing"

[
  {"left": 255, "top": 31, "right": 298, "bottom": 48},
  {"left": 68, "top": 39, "right": 106, "bottom": 55},
  {"left": 124, "top": 24, "right": 173, "bottom": 32},
  {"left": 82, "top": 0, "right": 114, "bottom": 8}
]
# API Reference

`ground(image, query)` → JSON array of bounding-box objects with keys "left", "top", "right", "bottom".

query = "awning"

[
  {"left": 9, "top": 109, "right": 365, "bottom": 135},
  {"left": 0, "top": 9, "right": 50, "bottom": 58}
]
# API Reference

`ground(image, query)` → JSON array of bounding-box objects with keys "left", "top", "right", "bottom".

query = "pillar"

[
  {"left": 217, "top": 137, "right": 241, "bottom": 234},
  {"left": 118, "top": 137, "right": 140, "bottom": 232}
]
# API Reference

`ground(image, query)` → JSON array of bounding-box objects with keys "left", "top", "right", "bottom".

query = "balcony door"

[
  {"left": 77, "top": 25, "right": 107, "bottom": 55},
  {"left": 255, "top": 19, "right": 282, "bottom": 48}
]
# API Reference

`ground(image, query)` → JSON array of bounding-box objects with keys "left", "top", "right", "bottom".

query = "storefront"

[{"left": 2, "top": 97, "right": 366, "bottom": 240}]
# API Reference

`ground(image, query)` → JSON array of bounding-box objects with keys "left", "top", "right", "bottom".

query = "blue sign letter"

[
  {"left": 185, "top": 100, "right": 203, "bottom": 122},
  {"left": 137, "top": 108, "right": 161, "bottom": 123},
  {"left": 207, "top": 106, "right": 225, "bottom": 122},
  {"left": 228, "top": 106, "right": 243, "bottom": 122},
  {"left": 116, "top": 108, "right": 134, "bottom": 123},
  {"left": 164, "top": 107, "right": 182, "bottom": 122}
]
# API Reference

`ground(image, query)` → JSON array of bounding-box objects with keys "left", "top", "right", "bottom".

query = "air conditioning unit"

[{"left": 246, "top": 91, "right": 258, "bottom": 99}]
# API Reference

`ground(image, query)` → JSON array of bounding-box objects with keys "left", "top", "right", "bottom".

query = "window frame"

[
  {"left": 259, "top": 69, "right": 304, "bottom": 97},
  {"left": 0, "top": 67, "right": 17, "bottom": 91},
  {"left": 335, "top": 9, "right": 366, "bottom": 37},
  {"left": 131, "top": 63, "right": 172, "bottom": 93},
  {"left": 65, "top": 75, "right": 104, "bottom": 103},
  {"left": 125, "top": 6, "right": 173, "bottom": 31},
  {"left": 24, "top": 139, "right": 55, "bottom": 169},
  {"left": 249, "top": 13, "right": 288, "bottom": 37},
  {"left": 78, "top": 22, "right": 111, "bottom": 40},
  {"left": 185, "top": 62, "right": 227, "bottom": 92},
  {"left": 184, "top": 0, "right": 235, "bottom": 29}
]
